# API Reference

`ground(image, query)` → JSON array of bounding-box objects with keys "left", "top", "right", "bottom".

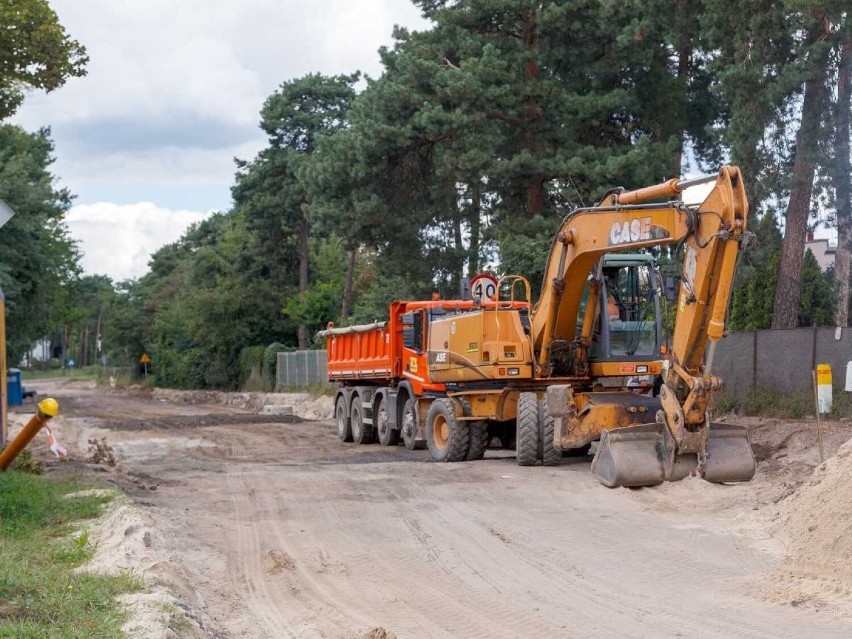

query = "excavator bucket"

[{"left": 590, "top": 422, "right": 756, "bottom": 488}]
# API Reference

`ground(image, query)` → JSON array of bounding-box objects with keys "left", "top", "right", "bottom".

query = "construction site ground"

[{"left": 13, "top": 378, "right": 852, "bottom": 638}]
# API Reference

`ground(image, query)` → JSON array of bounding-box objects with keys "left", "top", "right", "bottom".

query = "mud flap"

[{"left": 591, "top": 422, "right": 755, "bottom": 488}]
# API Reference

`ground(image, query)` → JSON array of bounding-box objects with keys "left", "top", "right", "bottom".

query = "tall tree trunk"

[
  {"left": 341, "top": 246, "right": 357, "bottom": 325},
  {"left": 468, "top": 181, "right": 481, "bottom": 278},
  {"left": 453, "top": 208, "right": 464, "bottom": 291},
  {"left": 772, "top": 18, "right": 831, "bottom": 329},
  {"left": 521, "top": 6, "right": 546, "bottom": 216},
  {"left": 297, "top": 212, "right": 309, "bottom": 349},
  {"left": 673, "top": 45, "right": 692, "bottom": 177},
  {"left": 94, "top": 308, "right": 103, "bottom": 367},
  {"left": 834, "top": 24, "right": 852, "bottom": 328}
]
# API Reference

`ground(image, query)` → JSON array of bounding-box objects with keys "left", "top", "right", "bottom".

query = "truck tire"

[
  {"left": 375, "top": 396, "right": 399, "bottom": 446},
  {"left": 336, "top": 395, "right": 352, "bottom": 442},
  {"left": 401, "top": 398, "right": 425, "bottom": 450},
  {"left": 350, "top": 396, "right": 374, "bottom": 444},
  {"left": 516, "top": 392, "right": 539, "bottom": 466},
  {"left": 426, "top": 399, "right": 469, "bottom": 462},
  {"left": 465, "top": 421, "right": 489, "bottom": 461},
  {"left": 539, "top": 399, "right": 561, "bottom": 467}
]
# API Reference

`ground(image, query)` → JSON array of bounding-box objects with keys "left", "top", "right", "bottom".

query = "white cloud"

[
  {"left": 67, "top": 203, "right": 212, "bottom": 280},
  {"left": 10, "top": 1, "right": 429, "bottom": 279}
]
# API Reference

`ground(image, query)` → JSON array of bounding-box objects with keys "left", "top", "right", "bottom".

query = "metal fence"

[
  {"left": 714, "top": 327, "right": 852, "bottom": 397},
  {"left": 279, "top": 330, "right": 851, "bottom": 395},
  {"left": 276, "top": 350, "right": 328, "bottom": 389}
]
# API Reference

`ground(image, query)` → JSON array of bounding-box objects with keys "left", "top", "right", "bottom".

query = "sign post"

[
  {"left": 813, "top": 364, "right": 832, "bottom": 463},
  {"left": 140, "top": 353, "right": 151, "bottom": 380},
  {"left": 0, "top": 200, "right": 17, "bottom": 448}
]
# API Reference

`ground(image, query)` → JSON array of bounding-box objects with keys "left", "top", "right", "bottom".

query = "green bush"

[
  {"left": 238, "top": 345, "right": 266, "bottom": 390},
  {"left": 263, "top": 342, "right": 292, "bottom": 391}
]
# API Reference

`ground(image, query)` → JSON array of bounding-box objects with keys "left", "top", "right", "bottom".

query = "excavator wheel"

[
  {"left": 335, "top": 396, "right": 352, "bottom": 443},
  {"left": 539, "top": 399, "right": 561, "bottom": 467},
  {"left": 465, "top": 421, "right": 489, "bottom": 461},
  {"left": 350, "top": 396, "right": 375, "bottom": 445},
  {"left": 426, "top": 399, "right": 469, "bottom": 462},
  {"left": 516, "top": 392, "right": 539, "bottom": 466},
  {"left": 401, "top": 398, "right": 426, "bottom": 450},
  {"left": 375, "top": 396, "right": 399, "bottom": 446}
]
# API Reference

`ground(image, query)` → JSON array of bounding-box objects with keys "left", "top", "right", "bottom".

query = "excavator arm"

[{"left": 530, "top": 166, "right": 755, "bottom": 486}]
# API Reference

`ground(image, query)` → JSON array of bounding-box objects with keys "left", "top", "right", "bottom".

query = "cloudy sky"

[{"left": 12, "top": 0, "right": 428, "bottom": 281}]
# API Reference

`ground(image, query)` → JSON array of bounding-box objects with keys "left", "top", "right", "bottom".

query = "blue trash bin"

[{"left": 7, "top": 368, "right": 22, "bottom": 407}]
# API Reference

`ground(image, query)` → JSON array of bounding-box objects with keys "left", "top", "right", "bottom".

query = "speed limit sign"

[{"left": 470, "top": 273, "right": 498, "bottom": 301}]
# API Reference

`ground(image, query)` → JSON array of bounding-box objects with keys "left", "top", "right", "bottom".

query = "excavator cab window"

[
  {"left": 577, "top": 258, "right": 661, "bottom": 361},
  {"left": 602, "top": 264, "right": 658, "bottom": 357}
]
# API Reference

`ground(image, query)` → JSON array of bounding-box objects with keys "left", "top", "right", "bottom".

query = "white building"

[{"left": 805, "top": 234, "right": 836, "bottom": 272}]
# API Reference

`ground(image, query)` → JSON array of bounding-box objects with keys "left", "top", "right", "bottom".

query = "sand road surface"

[{"left": 19, "top": 380, "right": 852, "bottom": 638}]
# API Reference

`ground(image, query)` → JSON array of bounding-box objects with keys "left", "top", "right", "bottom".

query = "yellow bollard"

[{"left": 0, "top": 398, "right": 59, "bottom": 471}]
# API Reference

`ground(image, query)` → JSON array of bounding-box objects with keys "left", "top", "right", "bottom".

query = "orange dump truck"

[
  {"left": 320, "top": 296, "right": 535, "bottom": 461},
  {"left": 320, "top": 299, "right": 480, "bottom": 452}
]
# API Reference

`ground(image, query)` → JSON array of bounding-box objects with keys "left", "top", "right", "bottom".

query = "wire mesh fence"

[
  {"left": 277, "top": 329, "right": 851, "bottom": 395},
  {"left": 276, "top": 350, "right": 328, "bottom": 389},
  {"left": 714, "top": 327, "right": 852, "bottom": 397}
]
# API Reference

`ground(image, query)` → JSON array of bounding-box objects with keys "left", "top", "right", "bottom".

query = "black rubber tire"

[
  {"left": 401, "top": 397, "right": 425, "bottom": 450},
  {"left": 335, "top": 395, "right": 352, "bottom": 442},
  {"left": 426, "top": 398, "right": 469, "bottom": 462},
  {"left": 539, "top": 399, "right": 561, "bottom": 467},
  {"left": 350, "top": 396, "right": 374, "bottom": 444},
  {"left": 516, "top": 392, "right": 539, "bottom": 466},
  {"left": 375, "top": 396, "right": 399, "bottom": 446},
  {"left": 465, "top": 421, "right": 489, "bottom": 461}
]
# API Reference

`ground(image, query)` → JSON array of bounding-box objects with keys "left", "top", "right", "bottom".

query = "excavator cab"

[{"left": 584, "top": 254, "right": 662, "bottom": 365}]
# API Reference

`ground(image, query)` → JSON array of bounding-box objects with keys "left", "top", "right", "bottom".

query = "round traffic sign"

[{"left": 470, "top": 273, "right": 498, "bottom": 301}]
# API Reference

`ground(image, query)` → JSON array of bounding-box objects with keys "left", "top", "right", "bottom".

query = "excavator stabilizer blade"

[
  {"left": 702, "top": 423, "right": 756, "bottom": 483},
  {"left": 591, "top": 422, "right": 756, "bottom": 488},
  {"left": 591, "top": 423, "right": 666, "bottom": 487}
]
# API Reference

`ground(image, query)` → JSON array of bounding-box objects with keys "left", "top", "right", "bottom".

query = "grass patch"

[
  {"left": 21, "top": 366, "right": 98, "bottom": 382},
  {"left": 0, "top": 471, "right": 141, "bottom": 638},
  {"left": 713, "top": 387, "right": 852, "bottom": 420}
]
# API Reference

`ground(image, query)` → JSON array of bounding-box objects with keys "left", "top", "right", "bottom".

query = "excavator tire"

[
  {"left": 539, "top": 399, "right": 561, "bottom": 466},
  {"left": 350, "top": 396, "right": 374, "bottom": 445},
  {"left": 516, "top": 392, "right": 539, "bottom": 466},
  {"left": 375, "top": 396, "right": 399, "bottom": 446},
  {"left": 426, "top": 399, "right": 469, "bottom": 462},
  {"left": 401, "top": 398, "right": 426, "bottom": 450},
  {"left": 465, "top": 421, "right": 489, "bottom": 461},
  {"left": 336, "top": 396, "right": 352, "bottom": 443}
]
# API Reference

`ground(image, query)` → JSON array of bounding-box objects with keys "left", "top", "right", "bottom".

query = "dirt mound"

[
  {"left": 761, "top": 438, "right": 852, "bottom": 614},
  {"left": 152, "top": 388, "right": 333, "bottom": 421},
  {"left": 773, "top": 439, "right": 852, "bottom": 570}
]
